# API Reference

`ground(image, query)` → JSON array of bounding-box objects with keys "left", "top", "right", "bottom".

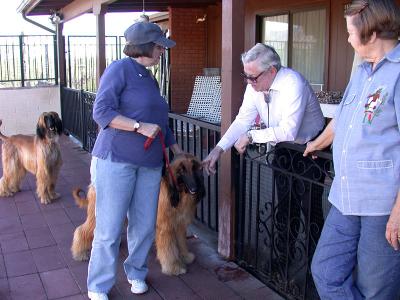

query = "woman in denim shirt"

[{"left": 304, "top": 0, "right": 400, "bottom": 298}]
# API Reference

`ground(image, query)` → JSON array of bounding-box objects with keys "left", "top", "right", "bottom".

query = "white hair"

[{"left": 241, "top": 43, "right": 281, "bottom": 71}]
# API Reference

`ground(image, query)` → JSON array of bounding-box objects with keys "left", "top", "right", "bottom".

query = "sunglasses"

[{"left": 241, "top": 69, "right": 267, "bottom": 83}]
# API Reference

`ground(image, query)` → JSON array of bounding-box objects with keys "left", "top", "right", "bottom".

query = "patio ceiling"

[{"left": 19, "top": 0, "right": 221, "bottom": 16}]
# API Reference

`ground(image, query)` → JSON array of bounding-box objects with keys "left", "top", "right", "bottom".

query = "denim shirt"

[{"left": 329, "top": 43, "right": 400, "bottom": 216}]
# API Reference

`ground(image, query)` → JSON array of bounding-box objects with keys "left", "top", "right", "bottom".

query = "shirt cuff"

[{"left": 251, "top": 128, "right": 275, "bottom": 144}]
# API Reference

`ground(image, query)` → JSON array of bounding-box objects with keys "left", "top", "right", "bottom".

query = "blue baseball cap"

[{"left": 124, "top": 22, "right": 176, "bottom": 48}]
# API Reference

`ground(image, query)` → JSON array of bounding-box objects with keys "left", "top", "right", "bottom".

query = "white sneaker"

[
  {"left": 129, "top": 279, "right": 148, "bottom": 294},
  {"left": 88, "top": 291, "right": 109, "bottom": 300}
]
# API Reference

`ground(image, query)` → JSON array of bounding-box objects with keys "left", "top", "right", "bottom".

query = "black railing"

[
  {"left": 168, "top": 113, "right": 220, "bottom": 232},
  {"left": 61, "top": 87, "right": 97, "bottom": 152},
  {"left": 65, "top": 35, "right": 171, "bottom": 101},
  {"left": 66, "top": 35, "right": 123, "bottom": 92},
  {"left": 0, "top": 35, "right": 57, "bottom": 88},
  {"left": 236, "top": 143, "right": 333, "bottom": 300}
]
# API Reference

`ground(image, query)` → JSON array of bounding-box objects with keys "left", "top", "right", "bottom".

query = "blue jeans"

[
  {"left": 311, "top": 206, "right": 400, "bottom": 299},
  {"left": 87, "top": 155, "right": 162, "bottom": 293}
]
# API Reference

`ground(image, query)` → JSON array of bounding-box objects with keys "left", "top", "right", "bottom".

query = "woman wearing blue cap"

[{"left": 87, "top": 21, "right": 180, "bottom": 300}]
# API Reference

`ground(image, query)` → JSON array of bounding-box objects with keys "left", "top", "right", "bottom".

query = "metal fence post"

[
  {"left": 53, "top": 34, "right": 59, "bottom": 85},
  {"left": 19, "top": 35, "right": 24, "bottom": 87},
  {"left": 67, "top": 36, "right": 72, "bottom": 87}
]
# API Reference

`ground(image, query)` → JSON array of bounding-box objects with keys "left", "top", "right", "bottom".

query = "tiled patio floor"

[{"left": 0, "top": 135, "right": 283, "bottom": 300}]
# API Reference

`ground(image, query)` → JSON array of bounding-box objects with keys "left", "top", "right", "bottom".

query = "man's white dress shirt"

[{"left": 217, "top": 67, "right": 325, "bottom": 151}]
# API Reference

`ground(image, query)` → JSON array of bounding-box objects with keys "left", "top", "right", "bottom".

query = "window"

[{"left": 261, "top": 8, "right": 326, "bottom": 91}]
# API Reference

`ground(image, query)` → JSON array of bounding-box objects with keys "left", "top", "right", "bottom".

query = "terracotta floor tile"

[
  {"left": 43, "top": 209, "right": 72, "bottom": 226},
  {"left": 32, "top": 246, "right": 66, "bottom": 272},
  {"left": 4, "top": 250, "right": 37, "bottom": 277},
  {"left": 20, "top": 212, "right": 48, "bottom": 229},
  {"left": 8, "top": 273, "right": 46, "bottom": 300},
  {"left": 16, "top": 200, "right": 40, "bottom": 215},
  {"left": 25, "top": 226, "right": 57, "bottom": 249},
  {"left": 40, "top": 268, "right": 81, "bottom": 299}
]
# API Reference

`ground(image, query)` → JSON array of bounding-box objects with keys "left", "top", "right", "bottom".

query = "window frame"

[{"left": 256, "top": 4, "right": 330, "bottom": 91}]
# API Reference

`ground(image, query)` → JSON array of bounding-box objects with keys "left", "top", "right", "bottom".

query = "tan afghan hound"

[
  {"left": 0, "top": 112, "right": 63, "bottom": 204},
  {"left": 71, "top": 153, "right": 205, "bottom": 276}
]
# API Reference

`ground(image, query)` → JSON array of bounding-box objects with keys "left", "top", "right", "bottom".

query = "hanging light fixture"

[
  {"left": 138, "top": 0, "right": 149, "bottom": 22},
  {"left": 49, "top": 9, "right": 63, "bottom": 25}
]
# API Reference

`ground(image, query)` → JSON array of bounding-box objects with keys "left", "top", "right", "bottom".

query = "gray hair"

[{"left": 241, "top": 43, "right": 281, "bottom": 71}]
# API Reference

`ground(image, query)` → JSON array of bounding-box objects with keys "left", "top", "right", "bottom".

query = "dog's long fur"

[
  {"left": 0, "top": 112, "right": 63, "bottom": 204},
  {"left": 71, "top": 153, "right": 205, "bottom": 276}
]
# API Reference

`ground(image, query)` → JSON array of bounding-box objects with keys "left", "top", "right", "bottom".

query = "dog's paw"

[
  {"left": 72, "top": 251, "right": 90, "bottom": 261},
  {"left": 40, "top": 197, "right": 52, "bottom": 205},
  {"left": 162, "top": 262, "right": 187, "bottom": 276},
  {"left": 0, "top": 190, "right": 13, "bottom": 197},
  {"left": 50, "top": 192, "right": 61, "bottom": 200},
  {"left": 181, "top": 252, "right": 195, "bottom": 264}
]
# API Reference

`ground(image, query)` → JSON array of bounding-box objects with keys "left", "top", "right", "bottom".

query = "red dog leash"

[{"left": 144, "top": 131, "right": 178, "bottom": 187}]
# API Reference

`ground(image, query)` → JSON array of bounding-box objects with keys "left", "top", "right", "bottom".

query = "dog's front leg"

[
  {"left": 176, "top": 224, "right": 195, "bottom": 265},
  {"left": 156, "top": 227, "right": 186, "bottom": 275},
  {"left": 36, "top": 168, "right": 52, "bottom": 204},
  {"left": 48, "top": 158, "right": 62, "bottom": 200}
]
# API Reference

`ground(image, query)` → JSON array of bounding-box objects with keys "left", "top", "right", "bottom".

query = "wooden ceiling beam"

[{"left": 60, "top": 0, "right": 117, "bottom": 22}]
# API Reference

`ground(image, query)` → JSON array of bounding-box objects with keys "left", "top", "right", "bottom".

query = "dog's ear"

[
  {"left": 169, "top": 181, "right": 180, "bottom": 208},
  {"left": 36, "top": 116, "right": 47, "bottom": 139},
  {"left": 54, "top": 115, "right": 63, "bottom": 135},
  {"left": 193, "top": 161, "right": 205, "bottom": 202}
]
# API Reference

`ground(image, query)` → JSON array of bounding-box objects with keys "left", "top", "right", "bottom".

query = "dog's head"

[
  {"left": 36, "top": 111, "right": 63, "bottom": 140},
  {"left": 168, "top": 153, "right": 205, "bottom": 208}
]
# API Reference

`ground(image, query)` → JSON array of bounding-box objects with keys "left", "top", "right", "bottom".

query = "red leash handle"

[
  {"left": 144, "top": 137, "right": 154, "bottom": 150},
  {"left": 143, "top": 131, "right": 178, "bottom": 187}
]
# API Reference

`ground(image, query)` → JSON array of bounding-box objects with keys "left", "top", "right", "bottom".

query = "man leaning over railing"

[{"left": 202, "top": 43, "right": 326, "bottom": 256}]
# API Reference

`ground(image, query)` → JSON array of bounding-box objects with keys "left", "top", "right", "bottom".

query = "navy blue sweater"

[{"left": 92, "top": 57, "right": 175, "bottom": 168}]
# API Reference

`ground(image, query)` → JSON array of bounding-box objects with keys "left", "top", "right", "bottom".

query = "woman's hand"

[
  {"left": 304, "top": 141, "right": 319, "bottom": 160},
  {"left": 386, "top": 193, "right": 400, "bottom": 251},
  {"left": 137, "top": 122, "right": 160, "bottom": 138},
  {"left": 303, "top": 120, "right": 335, "bottom": 159}
]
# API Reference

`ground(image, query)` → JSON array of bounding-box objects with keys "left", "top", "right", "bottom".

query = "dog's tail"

[
  {"left": 72, "top": 188, "right": 89, "bottom": 208},
  {"left": 0, "top": 120, "right": 8, "bottom": 141}
]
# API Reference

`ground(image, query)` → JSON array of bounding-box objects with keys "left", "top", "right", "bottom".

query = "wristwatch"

[
  {"left": 133, "top": 121, "right": 140, "bottom": 132},
  {"left": 247, "top": 130, "right": 253, "bottom": 144}
]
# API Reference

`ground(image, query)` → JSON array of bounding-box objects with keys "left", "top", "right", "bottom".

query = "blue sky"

[{"left": 0, "top": 1, "right": 150, "bottom": 36}]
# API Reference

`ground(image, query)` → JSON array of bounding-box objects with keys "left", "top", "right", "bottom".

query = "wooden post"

[
  {"left": 94, "top": 4, "right": 107, "bottom": 86},
  {"left": 218, "top": 0, "right": 245, "bottom": 259},
  {"left": 56, "top": 22, "right": 66, "bottom": 86}
]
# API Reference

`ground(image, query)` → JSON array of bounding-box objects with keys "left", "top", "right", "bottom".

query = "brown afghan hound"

[
  {"left": 71, "top": 153, "right": 205, "bottom": 276},
  {"left": 0, "top": 112, "right": 63, "bottom": 204}
]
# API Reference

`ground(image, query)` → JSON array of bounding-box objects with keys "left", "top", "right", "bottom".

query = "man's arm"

[
  {"left": 202, "top": 146, "right": 224, "bottom": 175},
  {"left": 203, "top": 86, "right": 258, "bottom": 175}
]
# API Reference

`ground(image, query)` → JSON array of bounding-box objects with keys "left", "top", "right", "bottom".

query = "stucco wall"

[{"left": 0, "top": 86, "right": 61, "bottom": 135}]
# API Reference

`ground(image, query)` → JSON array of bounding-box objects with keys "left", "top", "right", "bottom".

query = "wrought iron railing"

[
  {"left": 66, "top": 35, "right": 171, "bottom": 102},
  {"left": 61, "top": 87, "right": 97, "bottom": 152},
  {"left": 168, "top": 112, "right": 220, "bottom": 232},
  {"left": 236, "top": 143, "right": 333, "bottom": 300},
  {"left": 0, "top": 35, "right": 57, "bottom": 88}
]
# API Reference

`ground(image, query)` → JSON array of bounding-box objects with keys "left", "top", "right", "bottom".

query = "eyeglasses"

[{"left": 241, "top": 70, "right": 266, "bottom": 83}]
